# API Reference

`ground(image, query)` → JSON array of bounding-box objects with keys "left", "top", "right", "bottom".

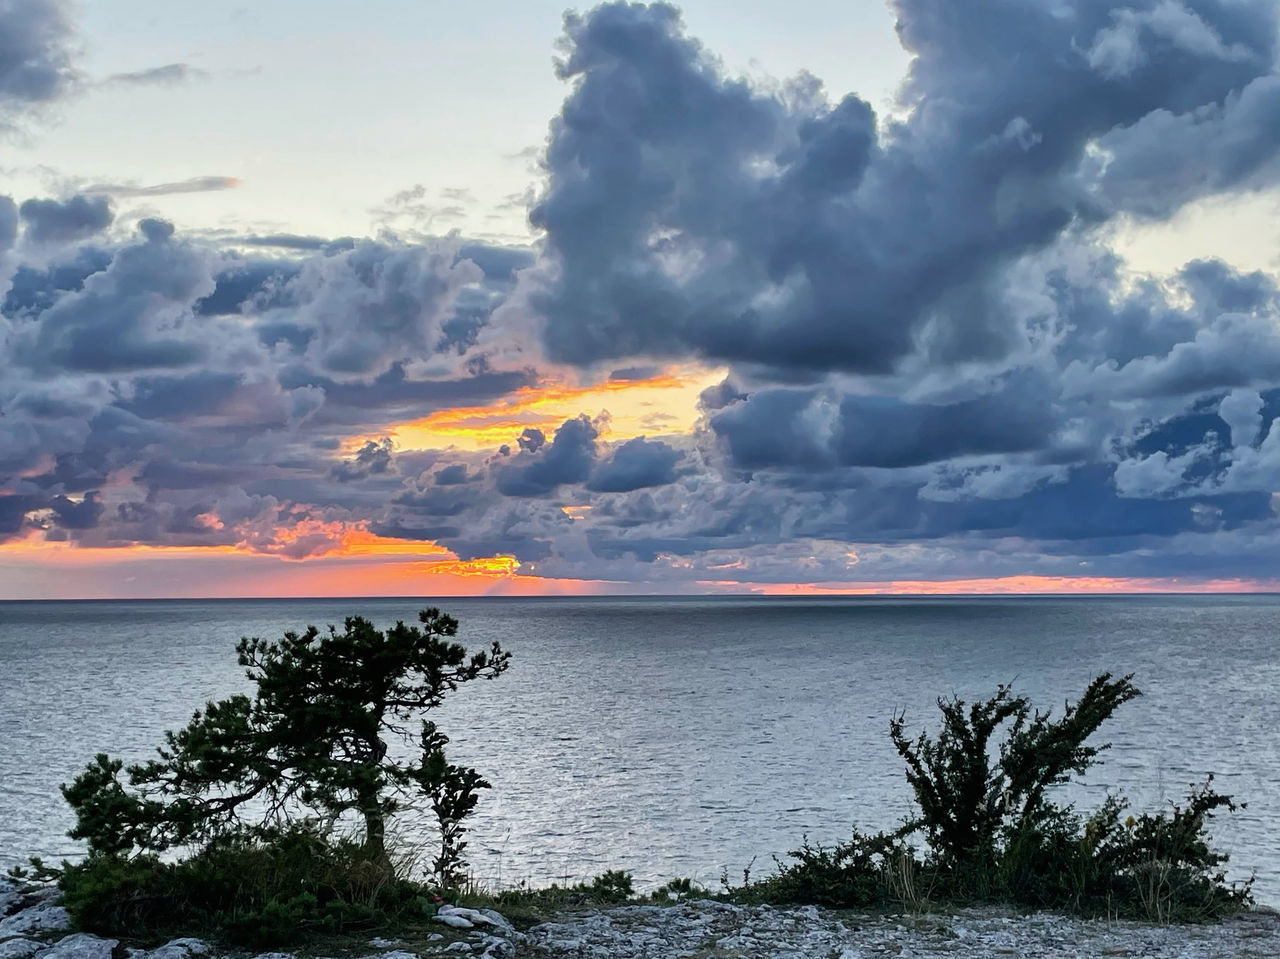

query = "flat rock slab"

[
  {"left": 0, "top": 905, "right": 70, "bottom": 938},
  {"left": 522, "top": 901, "right": 1280, "bottom": 959},
  {"left": 127, "top": 938, "right": 212, "bottom": 959},
  {"left": 39, "top": 935, "right": 118, "bottom": 959},
  {"left": 0, "top": 940, "right": 44, "bottom": 959}
]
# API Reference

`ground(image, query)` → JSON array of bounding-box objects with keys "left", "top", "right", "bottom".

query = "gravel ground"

[
  {"left": 519, "top": 900, "right": 1280, "bottom": 959},
  {"left": 6, "top": 877, "right": 1279, "bottom": 958}
]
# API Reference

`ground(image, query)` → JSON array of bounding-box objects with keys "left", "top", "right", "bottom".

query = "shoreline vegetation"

[{"left": 3, "top": 608, "right": 1260, "bottom": 953}]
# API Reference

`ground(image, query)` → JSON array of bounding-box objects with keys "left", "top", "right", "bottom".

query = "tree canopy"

[{"left": 64, "top": 608, "right": 509, "bottom": 882}]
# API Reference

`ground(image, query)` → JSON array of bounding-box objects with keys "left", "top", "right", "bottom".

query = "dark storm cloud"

[
  {"left": 711, "top": 377, "right": 1053, "bottom": 470},
  {"left": 0, "top": 0, "right": 78, "bottom": 126},
  {"left": 496, "top": 415, "right": 598, "bottom": 496},
  {"left": 0, "top": 494, "right": 40, "bottom": 536},
  {"left": 433, "top": 464, "right": 469, "bottom": 485},
  {"left": 331, "top": 438, "right": 394, "bottom": 482},
  {"left": 19, "top": 194, "right": 112, "bottom": 244},
  {"left": 529, "top": 0, "right": 1280, "bottom": 374},
  {"left": 4, "top": 247, "right": 113, "bottom": 315},
  {"left": 13, "top": 219, "right": 213, "bottom": 372},
  {"left": 196, "top": 259, "right": 300, "bottom": 317},
  {"left": 0, "top": 197, "right": 18, "bottom": 251},
  {"left": 50, "top": 490, "right": 101, "bottom": 528},
  {"left": 588, "top": 436, "right": 681, "bottom": 491}
]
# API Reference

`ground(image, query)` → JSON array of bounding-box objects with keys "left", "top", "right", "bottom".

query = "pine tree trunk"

[{"left": 361, "top": 801, "right": 393, "bottom": 875}]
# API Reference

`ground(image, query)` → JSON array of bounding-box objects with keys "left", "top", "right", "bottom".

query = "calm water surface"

[{"left": 1, "top": 596, "right": 1276, "bottom": 903}]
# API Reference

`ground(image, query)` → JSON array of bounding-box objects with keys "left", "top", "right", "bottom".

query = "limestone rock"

[
  {"left": 0, "top": 904, "right": 70, "bottom": 938},
  {"left": 41, "top": 934, "right": 117, "bottom": 959},
  {"left": 127, "top": 938, "right": 212, "bottom": 959},
  {"left": 363, "top": 950, "right": 418, "bottom": 959},
  {"left": 434, "top": 913, "right": 473, "bottom": 930},
  {"left": 0, "top": 939, "right": 44, "bottom": 959},
  {"left": 519, "top": 902, "right": 1280, "bottom": 959},
  {"left": 477, "top": 910, "right": 514, "bottom": 935}
]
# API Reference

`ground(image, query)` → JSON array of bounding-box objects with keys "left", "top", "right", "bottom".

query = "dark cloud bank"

[{"left": 4, "top": 0, "right": 1280, "bottom": 587}]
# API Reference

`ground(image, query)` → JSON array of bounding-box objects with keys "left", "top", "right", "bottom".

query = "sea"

[{"left": 1, "top": 595, "right": 1276, "bottom": 905}]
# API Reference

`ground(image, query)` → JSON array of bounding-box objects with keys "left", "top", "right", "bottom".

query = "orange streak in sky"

[
  {"left": 695, "top": 575, "right": 1280, "bottom": 595},
  {"left": 0, "top": 534, "right": 617, "bottom": 599},
  {"left": 362, "top": 365, "right": 724, "bottom": 451}
]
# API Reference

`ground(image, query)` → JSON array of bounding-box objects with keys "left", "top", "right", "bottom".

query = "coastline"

[{"left": 5, "top": 876, "right": 1280, "bottom": 959}]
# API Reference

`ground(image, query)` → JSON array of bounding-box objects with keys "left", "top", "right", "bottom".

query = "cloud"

[
  {"left": 104, "top": 63, "right": 205, "bottom": 87},
  {"left": 259, "top": 239, "right": 484, "bottom": 382},
  {"left": 526, "top": 0, "right": 1280, "bottom": 376},
  {"left": 19, "top": 194, "right": 112, "bottom": 244},
  {"left": 710, "top": 376, "right": 1054, "bottom": 470},
  {"left": 12, "top": 219, "right": 215, "bottom": 373},
  {"left": 84, "top": 176, "right": 243, "bottom": 198},
  {"left": 234, "top": 233, "right": 356, "bottom": 253},
  {"left": 6, "top": 1, "right": 1280, "bottom": 590},
  {"left": 0, "top": 0, "right": 79, "bottom": 129},
  {"left": 331, "top": 437, "right": 394, "bottom": 482},
  {"left": 496, "top": 415, "right": 599, "bottom": 496},
  {"left": 588, "top": 436, "right": 682, "bottom": 492}
]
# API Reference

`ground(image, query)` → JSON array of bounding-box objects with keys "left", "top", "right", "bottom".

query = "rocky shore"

[{"left": 5, "top": 877, "right": 1279, "bottom": 959}]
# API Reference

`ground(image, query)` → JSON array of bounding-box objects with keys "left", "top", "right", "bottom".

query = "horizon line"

[{"left": 4, "top": 590, "right": 1280, "bottom": 603}]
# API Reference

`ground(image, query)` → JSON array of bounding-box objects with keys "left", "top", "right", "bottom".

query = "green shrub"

[
  {"left": 736, "top": 831, "right": 909, "bottom": 908},
  {"left": 583, "top": 869, "right": 634, "bottom": 902},
  {"left": 58, "top": 825, "right": 432, "bottom": 946},
  {"left": 740, "top": 673, "right": 1251, "bottom": 922},
  {"left": 650, "top": 876, "right": 708, "bottom": 902},
  {"left": 889, "top": 673, "right": 1140, "bottom": 888}
]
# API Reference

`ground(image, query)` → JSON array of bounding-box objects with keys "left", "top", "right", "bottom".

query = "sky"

[{"left": 2, "top": 0, "right": 1280, "bottom": 599}]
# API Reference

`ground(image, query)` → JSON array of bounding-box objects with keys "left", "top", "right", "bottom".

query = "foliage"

[
  {"left": 650, "top": 876, "right": 709, "bottom": 902},
  {"left": 583, "top": 869, "right": 635, "bottom": 902},
  {"left": 38, "top": 654, "right": 1254, "bottom": 941},
  {"left": 735, "top": 832, "right": 907, "bottom": 908},
  {"left": 743, "top": 674, "right": 1251, "bottom": 921},
  {"left": 411, "top": 721, "right": 491, "bottom": 885},
  {"left": 52, "top": 608, "right": 509, "bottom": 944},
  {"left": 56, "top": 825, "right": 437, "bottom": 947},
  {"left": 62, "top": 608, "right": 508, "bottom": 881},
  {"left": 888, "top": 673, "right": 1140, "bottom": 883}
]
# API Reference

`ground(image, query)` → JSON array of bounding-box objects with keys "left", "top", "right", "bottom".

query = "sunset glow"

[
  {"left": 3, "top": 0, "right": 1279, "bottom": 600},
  {"left": 370, "top": 366, "right": 725, "bottom": 452},
  {"left": 698, "top": 576, "right": 1280, "bottom": 595}
]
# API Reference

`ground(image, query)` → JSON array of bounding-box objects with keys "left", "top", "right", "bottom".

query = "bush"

[
  {"left": 743, "top": 674, "right": 1251, "bottom": 921},
  {"left": 889, "top": 673, "right": 1141, "bottom": 888},
  {"left": 59, "top": 825, "right": 436, "bottom": 946},
  {"left": 738, "top": 832, "right": 907, "bottom": 908}
]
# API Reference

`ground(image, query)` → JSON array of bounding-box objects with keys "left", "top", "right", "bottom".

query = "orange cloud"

[{"left": 363, "top": 364, "right": 724, "bottom": 452}]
